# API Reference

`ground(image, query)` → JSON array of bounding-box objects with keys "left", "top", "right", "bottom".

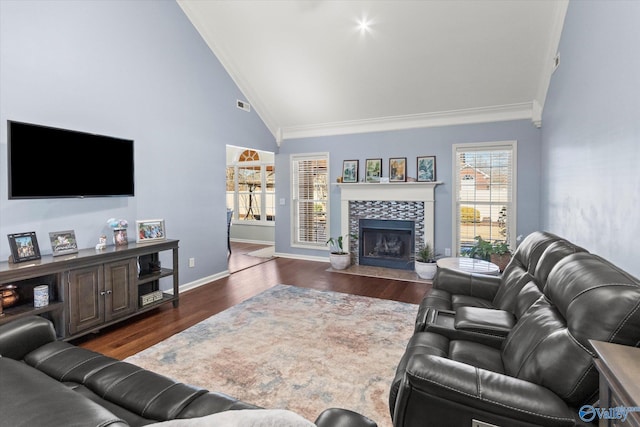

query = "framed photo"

[
  {"left": 7, "top": 231, "right": 41, "bottom": 263},
  {"left": 49, "top": 230, "right": 78, "bottom": 256},
  {"left": 389, "top": 157, "right": 407, "bottom": 182},
  {"left": 342, "top": 160, "right": 359, "bottom": 183},
  {"left": 136, "top": 219, "right": 166, "bottom": 243},
  {"left": 113, "top": 228, "right": 128, "bottom": 247},
  {"left": 365, "top": 158, "right": 382, "bottom": 183},
  {"left": 417, "top": 156, "right": 437, "bottom": 182}
]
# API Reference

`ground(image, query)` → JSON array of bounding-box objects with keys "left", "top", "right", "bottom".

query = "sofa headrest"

[
  {"left": 545, "top": 252, "right": 640, "bottom": 348},
  {"left": 511, "top": 231, "right": 563, "bottom": 273},
  {"left": 534, "top": 239, "right": 587, "bottom": 290}
]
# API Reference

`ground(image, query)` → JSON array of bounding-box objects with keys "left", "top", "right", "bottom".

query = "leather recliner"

[
  {"left": 390, "top": 251, "right": 640, "bottom": 427},
  {"left": 414, "top": 231, "right": 586, "bottom": 333}
]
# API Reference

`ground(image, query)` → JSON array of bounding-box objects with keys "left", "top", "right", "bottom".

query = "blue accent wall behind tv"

[{"left": 0, "top": 0, "right": 276, "bottom": 283}]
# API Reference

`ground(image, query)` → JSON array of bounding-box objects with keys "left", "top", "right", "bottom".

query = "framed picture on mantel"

[
  {"left": 389, "top": 157, "right": 407, "bottom": 182},
  {"left": 417, "top": 156, "right": 436, "bottom": 182},
  {"left": 342, "top": 160, "right": 359, "bottom": 183}
]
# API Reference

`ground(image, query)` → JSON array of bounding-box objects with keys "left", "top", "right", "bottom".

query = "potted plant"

[
  {"left": 414, "top": 243, "right": 438, "bottom": 280},
  {"left": 468, "top": 236, "right": 493, "bottom": 261},
  {"left": 490, "top": 240, "right": 511, "bottom": 272},
  {"left": 326, "top": 234, "right": 356, "bottom": 270}
]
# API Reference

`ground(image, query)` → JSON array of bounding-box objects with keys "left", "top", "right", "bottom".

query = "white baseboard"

[
  {"left": 165, "top": 270, "right": 231, "bottom": 294},
  {"left": 230, "top": 238, "right": 274, "bottom": 245},
  {"left": 274, "top": 252, "right": 329, "bottom": 263}
]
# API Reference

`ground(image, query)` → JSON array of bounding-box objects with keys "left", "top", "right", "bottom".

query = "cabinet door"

[
  {"left": 104, "top": 259, "right": 136, "bottom": 322},
  {"left": 68, "top": 265, "right": 104, "bottom": 335}
]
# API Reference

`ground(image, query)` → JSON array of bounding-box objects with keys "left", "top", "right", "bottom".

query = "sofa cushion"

[
  {"left": 0, "top": 357, "right": 127, "bottom": 427},
  {"left": 153, "top": 409, "right": 316, "bottom": 427}
]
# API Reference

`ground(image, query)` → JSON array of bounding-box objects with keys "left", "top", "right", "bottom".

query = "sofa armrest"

[
  {"left": 0, "top": 315, "right": 57, "bottom": 360},
  {"left": 315, "top": 408, "right": 377, "bottom": 427},
  {"left": 393, "top": 355, "right": 577, "bottom": 427},
  {"left": 433, "top": 268, "right": 501, "bottom": 301}
]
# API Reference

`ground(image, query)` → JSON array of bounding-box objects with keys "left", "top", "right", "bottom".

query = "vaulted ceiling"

[{"left": 178, "top": 0, "right": 568, "bottom": 143}]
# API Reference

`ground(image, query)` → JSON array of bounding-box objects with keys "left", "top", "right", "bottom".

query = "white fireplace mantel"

[{"left": 335, "top": 182, "right": 442, "bottom": 249}]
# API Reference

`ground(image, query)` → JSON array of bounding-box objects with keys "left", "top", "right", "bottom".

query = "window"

[
  {"left": 226, "top": 149, "right": 275, "bottom": 223},
  {"left": 291, "top": 153, "right": 329, "bottom": 248},
  {"left": 453, "top": 141, "right": 516, "bottom": 255}
]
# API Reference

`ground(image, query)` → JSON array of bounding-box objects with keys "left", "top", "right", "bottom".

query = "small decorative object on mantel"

[
  {"left": 7, "top": 231, "right": 41, "bottom": 263},
  {"left": 49, "top": 230, "right": 78, "bottom": 256},
  {"left": 136, "top": 219, "right": 166, "bottom": 243},
  {"left": 107, "top": 218, "right": 129, "bottom": 247}
]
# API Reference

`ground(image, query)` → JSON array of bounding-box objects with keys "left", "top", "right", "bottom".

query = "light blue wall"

[
  {"left": 0, "top": 0, "right": 276, "bottom": 286},
  {"left": 541, "top": 1, "right": 640, "bottom": 277},
  {"left": 276, "top": 120, "right": 542, "bottom": 259}
]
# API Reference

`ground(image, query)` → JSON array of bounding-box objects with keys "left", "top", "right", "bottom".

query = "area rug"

[
  {"left": 125, "top": 284, "right": 417, "bottom": 427},
  {"left": 246, "top": 246, "right": 275, "bottom": 258}
]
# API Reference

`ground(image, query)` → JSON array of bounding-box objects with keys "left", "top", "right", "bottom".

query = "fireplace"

[{"left": 359, "top": 219, "right": 415, "bottom": 270}]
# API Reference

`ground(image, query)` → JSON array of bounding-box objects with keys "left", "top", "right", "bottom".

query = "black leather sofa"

[
  {"left": 0, "top": 315, "right": 377, "bottom": 427},
  {"left": 390, "top": 232, "right": 640, "bottom": 427}
]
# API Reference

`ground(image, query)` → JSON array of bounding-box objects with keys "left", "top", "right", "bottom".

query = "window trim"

[
  {"left": 290, "top": 152, "right": 330, "bottom": 250},
  {"left": 451, "top": 141, "right": 517, "bottom": 255}
]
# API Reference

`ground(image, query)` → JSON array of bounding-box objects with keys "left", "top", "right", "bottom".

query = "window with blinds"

[
  {"left": 453, "top": 141, "right": 517, "bottom": 255},
  {"left": 291, "top": 153, "right": 329, "bottom": 248}
]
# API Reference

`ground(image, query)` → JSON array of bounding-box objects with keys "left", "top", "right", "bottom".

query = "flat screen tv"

[{"left": 8, "top": 120, "right": 135, "bottom": 199}]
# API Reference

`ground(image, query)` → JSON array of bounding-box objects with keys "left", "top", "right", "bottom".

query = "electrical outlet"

[
  {"left": 279, "top": 198, "right": 286, "bottom": 205},
  {"left": 445, "top": 248, "right": 452, "bottom": 256},
  {"left": 472, "top": 420, "right": 500, "bottom": 427},
  {"left": 188, "top": 258, "right": 195, "bottom": 268}
]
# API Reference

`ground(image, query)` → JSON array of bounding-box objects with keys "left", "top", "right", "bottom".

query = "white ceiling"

[{"left": 178, "top": 0, "right": 568, "bottom": 143}]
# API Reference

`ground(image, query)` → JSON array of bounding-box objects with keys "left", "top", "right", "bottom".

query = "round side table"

[{"left": 436, "top": 257, "right": 500, "bottom": 276}]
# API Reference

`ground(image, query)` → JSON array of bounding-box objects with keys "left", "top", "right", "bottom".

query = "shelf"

[
  {"left": 0, "top": 301, "right": 64, "bottom": 325},
  {"left": 137, "top": 268, "right": 174, "bottom": 286}
]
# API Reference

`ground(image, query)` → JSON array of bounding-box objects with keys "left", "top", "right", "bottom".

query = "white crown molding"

[
  {"left": 534, "top": 0, "right": 570, "bottom": 123},
  {"left": 280, "top": 102, "right": 535, "bottom": 141}
]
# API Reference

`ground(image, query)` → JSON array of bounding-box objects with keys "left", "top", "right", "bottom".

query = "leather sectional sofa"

[
  {"left": 390, "top": 232, "right": 640, "bottom": 426},
  {"left": 0, "top": 315, "right": 376, "bottom": 427}
]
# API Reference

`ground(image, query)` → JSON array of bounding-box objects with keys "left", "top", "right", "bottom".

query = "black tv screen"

[{"left": 8, "top": 121, "right": 135, "bottom": 199}]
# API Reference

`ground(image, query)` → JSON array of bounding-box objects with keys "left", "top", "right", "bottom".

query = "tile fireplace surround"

[{"left": 335, "top": 182, "right": 442, "bottom": 265}]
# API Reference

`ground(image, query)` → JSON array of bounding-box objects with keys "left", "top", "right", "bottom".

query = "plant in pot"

[
  {"left": 468, "top": 236, "right": 493, "bottom": 261},
  {"left": 326, "top": 234, "right": 356, "bottom": 270},
  {"left": 490, "top": 240, "right": 512, "bottom": 272},
  {"left": 414, "top": 243, "right": 438, "bottom": 280}
]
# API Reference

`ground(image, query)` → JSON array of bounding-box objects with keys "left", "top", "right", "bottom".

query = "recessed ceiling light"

[{"left": 357, "top": 16, "right": 371, "bottom": 34}]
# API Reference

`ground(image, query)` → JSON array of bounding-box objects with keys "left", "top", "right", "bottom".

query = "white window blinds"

[
  {"left": 291, "top": 153, "right": 329, "bottom": 247},
  {"left": 454, "top": 142, "right": 517, "bottom": 255}
]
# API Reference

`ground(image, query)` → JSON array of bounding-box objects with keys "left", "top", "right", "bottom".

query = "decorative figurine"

[{"left": 95, "top": 234, "right": 107, "bottom": 250}]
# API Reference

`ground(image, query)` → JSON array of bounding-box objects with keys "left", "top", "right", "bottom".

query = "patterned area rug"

[{"left": 125, "top": 284, "right": 417, "bottom": 427}]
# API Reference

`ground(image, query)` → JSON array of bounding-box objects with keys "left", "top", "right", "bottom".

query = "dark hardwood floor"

[{"left": 74, "top": 242, "right": 430, "bottom": 360}]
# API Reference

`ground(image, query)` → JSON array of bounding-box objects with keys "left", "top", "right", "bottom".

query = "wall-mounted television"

[{"left": 8, "top": 120, "right": 135, "bottom": 199}]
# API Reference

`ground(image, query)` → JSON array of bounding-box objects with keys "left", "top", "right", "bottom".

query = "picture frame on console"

[
  {"left": 389, "top": 157, "right": 407, "bottom": 182},
  {"left": 365, "top": 158, "right": 382, "bottom": 183},
  {"left": 417, "top": 156, "right": 436, "bottom": 182},
  {"left": 7, "top": 231, "right": 41, "bottom": 263},
  {"left": 136, "top": 219, "right": 166, "bottom": 243},
  {"left": 49, "top": 230, "right": 79, "bottom": 256},
  {"left": 342, "top": 160, "right": 359, "bottom": 183}
]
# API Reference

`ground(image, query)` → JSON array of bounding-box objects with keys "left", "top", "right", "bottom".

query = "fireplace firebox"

[{"left": 358, "top": 219, "right": 415, "bottom": 270}]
